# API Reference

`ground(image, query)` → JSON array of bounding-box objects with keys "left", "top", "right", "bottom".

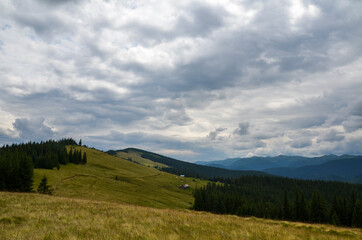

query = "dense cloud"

[
  {"left": 13, "top": 118, "right": 55, "bottom": 141},
  {"left": 208, "top": 127, "right": 227, "bottom": 140},
  {"left": 234, "top": 122, "right": 250, "bottom": 136},
  {"left": 0, "top": 0, "right": 361, "bottom": 161},
  {"left": 318, "top": 129, "right": 345, "bottom": 143}
]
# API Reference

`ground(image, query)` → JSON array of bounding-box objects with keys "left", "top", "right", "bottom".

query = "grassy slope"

[
  {"left": 1, "top": 192, "right": 361, "bottom": 240},
  {"left": 32, "top": 146, "right": 206, "bottom": 209},
  {"left": 115, "top": 150, "right": 169, "bottom": 169}
]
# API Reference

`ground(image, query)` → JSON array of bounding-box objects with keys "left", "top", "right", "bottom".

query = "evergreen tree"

[
  {"left": 216, "top": 197, "right": 226, "bottom": 214},
  {"left": 310, "top": 189, "right": 328, "bottom": 223},
  {"left": 293, "top": 187, "right": 303, "bottom": 221},
  {"left": 0, "top": 156, "right": 6, "bottom": 190},
  {"left": 300, "top": 192, "right": 308, "bottom": 221},
  {"left": 82, "top": 152, "right": 87, "bottom": 165},
  {"left": 330, "top": 194, "right": 341, "bottom": 224},
  {"left": 348, "top": 191, "right": 356, "bottom": 226},
  {"left": 37, "top": 175, "right": 53, "bottom": 194},
  {"left": 18, "top": 154, "right": 33, "bottom": 192},
  {"left": 283, "top": 190, "right": 291, "bottom": 220},
  {"left": 69, "top": 149, "right": 74, "bottom": 163},
  {"left": 340, "top": 198, "right": 348, "bottom": 226},
  {"left": 331, "top": 210, "right": 341, "bottom": 226},
  {"left": 73, "top": 150, "right": 78, "bottom": 164},
  {"left": 352, "top": 199, "right": 362, "bottom": 228},
  {"left": 78, "top": 150, "right": 81, "bottom": 163},
  {"left": 310, "top": 190, "right": 319, "bottom": 222}
]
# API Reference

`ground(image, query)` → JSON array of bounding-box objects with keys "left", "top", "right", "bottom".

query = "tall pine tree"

[
  {"left": 37, "top": 175, "right": 53, "bottom": 194},
  {"left": 283, "top": 190, "right": 291, "bottom": 220},
  {"left": 352, "top": 199, "right": 362, "bottom": 228},
  {"left": 82, "top": 152, "right": 87, "bottom": 165}
]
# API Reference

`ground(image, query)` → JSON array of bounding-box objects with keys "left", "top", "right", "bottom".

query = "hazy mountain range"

[{"left": 196, "top": 155, "right": 362, "bottom": 183}]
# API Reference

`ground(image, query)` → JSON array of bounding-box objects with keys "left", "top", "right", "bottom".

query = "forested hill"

[
  {"left": 107, "top": 148, "right": 269, "bottom": 179},
  {"left": 0, "top": 139, "right": 87, "bottom": 192},
  {"left": 194, "top": 175, "right": 362, "bottom": 228}
]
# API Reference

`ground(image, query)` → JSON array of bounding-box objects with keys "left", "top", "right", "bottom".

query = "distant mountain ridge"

[
  {"left": 196, "top": 154, "right": 355, "bottom": 170},
  {"left": 107, "top": 148, "right": 269, "bottom": 179},
  {"left": 196, "top": 155, "right": 362, "bottom": 183},
  {"left": 265, "top": 157, "right": 362, "bottom": 183}
]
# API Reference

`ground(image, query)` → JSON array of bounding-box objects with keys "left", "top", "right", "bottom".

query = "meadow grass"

[
  {"left": 115, "top": 150, "right": 169, "bottom": 169},
  {"left": 1, "top": 192, "right": 361, "bottom": 240},
  {"left": 32, "top": 146, "right": 206, "bottom": 209}
]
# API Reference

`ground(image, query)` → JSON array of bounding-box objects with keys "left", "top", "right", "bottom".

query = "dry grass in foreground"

[{"left": 0, "top": 192, "right": 361, "bottom": 240}]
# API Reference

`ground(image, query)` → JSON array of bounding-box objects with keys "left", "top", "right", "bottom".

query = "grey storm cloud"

[
  {"left": 234, "top": 122, "right": 250, "bottom": 136},
  {"left": 0, "top": 128, "right": 17, "bottom": 143},
  {"left": 123, "top": 2, "right": 227, "bottom": 42},
  {"left": 317, "top": 129, "right": 345, "bottom": 143},
  {"left": 289, "top": 138, "right": 313, "bottom": 149},
  {"left": 278, "top": 116, "right": 327, "bottom": 129},
  {"left": 208, "top": 127, "right": 227, "bottom": 140},
  {"left": 233, "top": 140, "right": 266, "bottom": 151},
  {"left": 350, "top": 99, "right": 362, "bottom": 117},
  {"left": 12, "top": 118, "right": 55, "bottom": 141},
  {"left": 343, "top": 116, "right": 362, "bottom": 133},
  {"left": 1, "top": 0, "right": 362, "bottom": 159}
]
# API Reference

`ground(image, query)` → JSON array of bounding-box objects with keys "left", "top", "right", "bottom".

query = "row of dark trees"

[
  {"left": 0, "top": 138, "right": 87, "bottom": 192},
  {"left": 0, "top": 151, "right": 33, "bottom": 192},
  {"left": 68, "top": 149, "right": 87, "bottom": 165},
  {"left": 193, "top": 176, "right": 362, "bottom": 228}
]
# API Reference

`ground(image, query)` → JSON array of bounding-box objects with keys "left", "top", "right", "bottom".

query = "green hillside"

[
  {"left": 32, "top": 146, "right": 207, "bottom": 209},
  {"left": 111, "top": 149, "right": 169, "bottom": 169},
  {"left": 108, "top": 148, "right": 269, "bottom": 179},
  {"left": 1, "top": 192, "right": 361, "bottom": 240}
]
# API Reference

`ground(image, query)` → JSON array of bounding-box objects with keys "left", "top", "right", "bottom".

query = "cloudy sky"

[{"left": 1, "top": 0, "right": 362, "bottom": 161}]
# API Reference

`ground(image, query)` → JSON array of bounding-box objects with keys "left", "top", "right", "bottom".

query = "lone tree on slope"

[{"left": 37, "top": 175, "right": 53, "bottom": 194}]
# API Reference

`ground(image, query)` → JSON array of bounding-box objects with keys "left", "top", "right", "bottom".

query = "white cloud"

[{"left": 288, "top": 0, "right": 320, "bottom": 28}]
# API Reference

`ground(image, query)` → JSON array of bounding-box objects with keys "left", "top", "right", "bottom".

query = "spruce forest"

[
  {"left": 0, "top": 138, "right": 87, "bottom": 192},
  {"left": 193, "top": 176, "right": 362, "bottom": 227}
]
